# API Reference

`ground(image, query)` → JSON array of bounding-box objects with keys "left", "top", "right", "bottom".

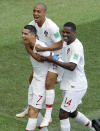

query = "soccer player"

[
  {"left": 16, "top": 2, "right": 63, "bottom": 128},
  {"left": 22, "top": 25, "right": 50, "bottom": 131},
  {"left": 44, "top": 22, "right": 96, "bottom": 131}
]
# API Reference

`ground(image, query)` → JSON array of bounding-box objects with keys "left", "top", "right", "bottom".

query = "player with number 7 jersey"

[
  {"left": 22, "top": 25, "right": 51, "bottom": 131},
  {"left": 28, "top": 39, "right": 50, "bottom": 110}
]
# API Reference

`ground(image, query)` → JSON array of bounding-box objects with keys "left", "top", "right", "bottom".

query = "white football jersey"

[
  {"left": 60, "top": 38, "right": 87, "bottom": 91},
  {"left": 29, "top": 17, "right": 62, "bottom": 54},
  {"left": 30, "top": 39, "right": 50, "bottom": 80}
]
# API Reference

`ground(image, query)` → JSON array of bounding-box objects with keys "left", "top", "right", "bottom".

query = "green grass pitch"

[{"left": 0, "top": 0, "right": 100, "bottom": 130}]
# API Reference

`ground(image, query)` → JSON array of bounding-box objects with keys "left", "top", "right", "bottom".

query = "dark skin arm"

[
  {"left": 24, "top": 43, "right": 46, "bottom": 62},
  {"left": 44, "top": 53, "right": 77, "bottom": 71},
  {"left": 35, "top": 40, "right": 63, "bottom": 52},
  {"left": 52, "top": 60, "right": 77, "bottom": 71}
]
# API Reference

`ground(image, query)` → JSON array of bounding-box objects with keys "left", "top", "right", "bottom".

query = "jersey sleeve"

[
  {"left": 49, "top": 24, "right": 62, "bottom": 43},
  {"left": 28, "top": 20, "right": 35, "bottom": 25},
  {"left": 69, "top": 45, "right": 82, "bottom": 65},
  {"left": 38, "top": 50, "right": 50, "bottom": 57}
]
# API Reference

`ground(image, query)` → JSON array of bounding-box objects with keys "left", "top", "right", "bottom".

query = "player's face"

[
  {"left": 62, "top": 26, "right": 75, "bottom": 44},
  {"left": 22, "top": 28, "right": 35, "bottom": 44},
  {"left": 33, "top": 5, "right": 46, "bottom": 26}
]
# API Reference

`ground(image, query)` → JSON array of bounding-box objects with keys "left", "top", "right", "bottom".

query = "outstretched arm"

[
  {"left": 44, "top": 53, "right": 77, "bottom": 71},
  {"left": 52, "top": 60, "right": 77, "bottom": 71},
  {"left": 35, "top": 40, "right": 63, "bottom": 52}
]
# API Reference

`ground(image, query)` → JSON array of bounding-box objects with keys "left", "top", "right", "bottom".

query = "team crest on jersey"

[
  {"left": 44, "top": 31, "right": 48, "bottom": 36},
  {"left": 67, "top": 48, "right": 70, "bottom": 54}
]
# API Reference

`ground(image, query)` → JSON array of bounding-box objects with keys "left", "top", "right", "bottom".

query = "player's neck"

[
  {"left": 31, "top": 39, "right": 36, "bottom": 49},
  {"left": 67, "top": 38, "right": 76, "bottom": 45},
  {"left": 38, "top": 18, "right": 45, "bottom": 27}
]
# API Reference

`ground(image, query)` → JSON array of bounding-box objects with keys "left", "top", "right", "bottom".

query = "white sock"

[
  {"left": 26, "top": 118, "right": 37, "bottom": 130},
  {"left": 74, "top": 111, "right": 92, "bottom": 129},
  {"left": 60, "top": 118, "right": 70, "bottom": 131},
  {"left": 24, "top": 106, "right": 29, "bottom": 114},
  {"left": 36, "top": 112, "right": 48, "bottom": 131},
  {"left": 45, "top": 89, "right": 55, "bottom": 119}
]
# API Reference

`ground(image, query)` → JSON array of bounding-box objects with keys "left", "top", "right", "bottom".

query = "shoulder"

[
  {"left": 45, "top": 18, "right": 59, "bottom": 31},
  {"left": 28, "top": 20, "right": 35, "bottom": 25},
  {"left": 72, "top": 39, "right": 84, "bottom": 53},
  {"left": 74, "top": 39, "right": 83, "bottom": 48}
]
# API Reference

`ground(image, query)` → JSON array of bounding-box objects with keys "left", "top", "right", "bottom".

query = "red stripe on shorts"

[
  {"left": 46, "top": 104, "right": 53, "bottom": 108},
  {"left": 85, "top": 121, "right": 90, "bottom": 126}
]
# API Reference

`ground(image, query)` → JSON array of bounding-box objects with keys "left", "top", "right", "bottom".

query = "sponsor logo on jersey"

[
  {"left": 44, "top": 31, "right": 48, "bottom": 36},
  {"left": 73, "top": 54, "right": 79, "bottom": 60},
  {"left": 54, "top": 32, "right": 60, "bottom": 38}
]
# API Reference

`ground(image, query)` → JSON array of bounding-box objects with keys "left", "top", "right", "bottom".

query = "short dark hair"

[
  {"left": 64, "top": 22, "right": 76, "bottom": 31},
  {"left": 24, "top": 25, "right": 37, "bottom": 35}
]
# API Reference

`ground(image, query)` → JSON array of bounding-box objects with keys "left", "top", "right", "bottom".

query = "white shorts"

[
  {"left": 28, "top": 77, "right": 46, "bottom": 109},
  {"left": 61, "top": 89, "right": 87, "bottom": 112},
  {"left": 48, "top": 62, "right": 64, "bottom": 82}
]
